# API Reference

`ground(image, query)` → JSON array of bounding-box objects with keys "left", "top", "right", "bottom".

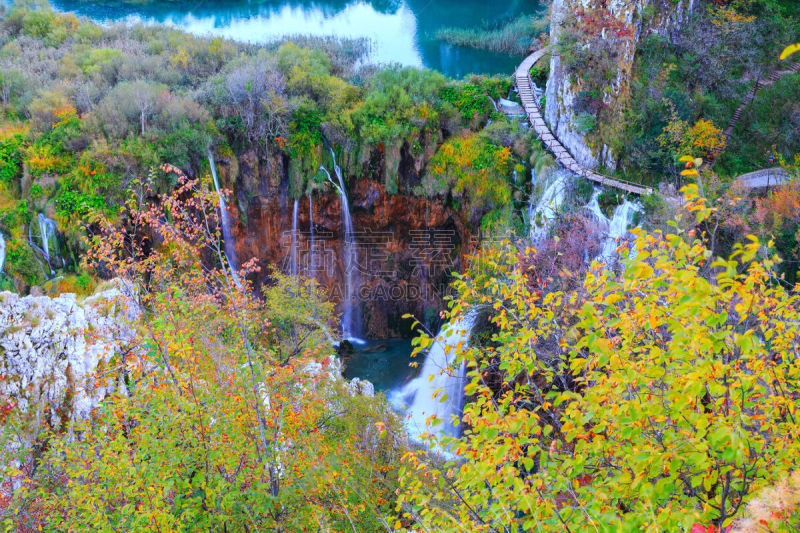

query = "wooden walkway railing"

[{"left": 515, "top": 50, "right": 653, "bottom": 196}]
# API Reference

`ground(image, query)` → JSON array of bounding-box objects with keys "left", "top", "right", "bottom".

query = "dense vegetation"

[
  {"left": 0, "top": 1, "right": 540, "bottom": 292},
  {"left": 398, "top": 188, "right": 800, "bottom": 531},
  {"left": 3, "top": 0, "right": 800, "bottom": 532},
  {"left": 2, "top": 175, "right": 406, "bottom": 531},
  {"left": 7, "top": 164, "right": 800, "bottom": 531},
  {"left": 553, "top": 0, "right": 800, "bottom": 184}
]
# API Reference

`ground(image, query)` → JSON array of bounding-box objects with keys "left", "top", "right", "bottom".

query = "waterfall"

[
  {"left": 290, "top": 199, "right": 299, "bottom": 277},
  {"left": 0, "top": 231, "right": 5, "bottom": 274},
  {"left": 323, "top": 145, "right": 362, "bottom": 342},
  {"left": 584, "top": 189, "right": 609, "bottom": 226},
  {"left": 581, "top": 188, "right": 641, "bottom": 265},
  {"left": 39, "top": 214, "right": 57, "bottom": 267},
  {"left": 208, "top": 148, "right": 240, "bottom": 281},
  {"left": 392, "top": 314, "right": 475, "bottom": 442},
  {"left": 527, "top": 173, "right": 641, "bottom": 263},
  {"left": 598, "top": 200, "right": 641, "bottom": 264},
  {"left": 529, "top": 170, "right": 570, "bottom": 243},
  {"left": 308, "top": 193, "right": 315, "bottom": 277},
  {"left": 28, "top": 214, "right": 61, "bottom": 275}
]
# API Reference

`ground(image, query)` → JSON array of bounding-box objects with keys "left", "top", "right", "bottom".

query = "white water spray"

[
  {"left": 0, "top": 231, "right": 5, "bottom": 274},
  {"left": 324, "top": 146, "right": 362, "bottom": 342},
  {"left": 308, "top": 193, "right": 315, "bottom": 277},
  {"left": 208, "top": 148, "right": 240, "bottom": 283},
  {"left": 599, "top": 200, "right": 641, "bottom": 264},
  {"left": 39, "top": 214, "right": 57, "bottom": 267},
  {"left": 583, "top": 188, "right": 641, "bottom": 265},
  {"left": 584, "top": 189, "right": 609, "bottom": 226},
  {"left": 529, "top": 170, "right": 570, "bottom": 243},
  {"left": 392, "top": 314, "right": 475, "bottom": 442},
  {"left": 290, "top": 198, "right": 299, "bottom": 277},
  {"left": 28, "top": 214, "right": 61, "bottom": 275}
]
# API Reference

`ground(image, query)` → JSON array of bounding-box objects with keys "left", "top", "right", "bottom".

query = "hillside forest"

[{"left": 2, "top": 0, "right": 800, "bottom": 531}]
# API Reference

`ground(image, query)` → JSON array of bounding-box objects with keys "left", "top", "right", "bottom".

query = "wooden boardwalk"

[{"left": 515, "top": 50, "right": 653, "bottom": 195}]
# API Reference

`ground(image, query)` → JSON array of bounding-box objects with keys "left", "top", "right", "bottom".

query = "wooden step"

[{"left": 515, "top": 47, "right": 652, "bottom": 195}]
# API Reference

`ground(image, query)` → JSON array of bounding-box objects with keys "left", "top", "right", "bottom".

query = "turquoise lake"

[{"left": 47, "top": 0, "right": 544, "bottom": 78}]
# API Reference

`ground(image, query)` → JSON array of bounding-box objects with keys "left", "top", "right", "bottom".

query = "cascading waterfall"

[
  {"left": 599, "top": 200, "right": 641, "bottom": 264},
  {"left": 28, "top": 214, "right": 61, "bottom": 275},
  {"left": 531, "top": 78, "right": 544, "bottom": 103},
  {"left": 308, "top": 193, "right": 315, "bottom": 277},
  {"left": 584, "top": 189, "right": 609, "bottom": 226},
  {"left": 39, "top": 214, "right": 57, "bottom": 267},
  {"left": 324, "top": 145, "right": 362, "bottom": 341},
  {"left": 529, "top": 170, "right": 570, "bottom": 243},
  {"left": 392, "top": 314, "right": 476, "bottom": 442},
  {"left": 583, "top": 188, "right": 641, "bottom": 265},
  {"left": 392, "top": 179, "right": 640, "bottom": 450},
  {"left": 208, "top": 148, "right": 240, "bottom": 282},
  {"left": 528, "top": 173, "right": 641, "bottom": 264},
  {"left": 290, "top": 199, "right": 299, "bottom": 277},
  {"left": 0, "top": 231, "right": 5, "bottom": 274}
]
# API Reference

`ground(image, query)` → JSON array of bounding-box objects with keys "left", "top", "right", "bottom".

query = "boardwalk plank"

[{"left": 515, "top": 49, "right": 652, "bottom": 196}]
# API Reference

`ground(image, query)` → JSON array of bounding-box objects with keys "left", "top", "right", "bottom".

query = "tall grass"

[{"left": 435, "top": 15, "right": 548, "bottom": 56}]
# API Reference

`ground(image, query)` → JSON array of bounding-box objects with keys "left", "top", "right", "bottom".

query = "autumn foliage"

[
  {"left": 2, "top": 171, "right": 404, "bottom": 532},
  {"left": 395, "top": 186, "right": 800, "bottom": 531}
]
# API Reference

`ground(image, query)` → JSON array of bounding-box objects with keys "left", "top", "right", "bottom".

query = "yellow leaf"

[
  {"left": 780, "top": 44, "right": 800, "bottom": 60},
  {"left": 632, "top": 262, "right": 654, "bottom": 279},
  {"left": 605, "top": 293, "right": 623, "bottom": 305},
  {"left": 681, "top": 169, "right": 699, "bottom": 177}
]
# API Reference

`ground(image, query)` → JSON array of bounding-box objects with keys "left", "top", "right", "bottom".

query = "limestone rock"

[
  {"left": 545, "top": 0, "right": 697, "bottom": 169},
  {"left": 0, "top": 280, "right": 139, "bottom": 436},
  {"left": 346, "top": 377, "right": 375, "bottom": 398}
]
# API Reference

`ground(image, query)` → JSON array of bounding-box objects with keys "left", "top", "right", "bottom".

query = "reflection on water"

[
  {"left": 341, "top": 339, "right": 420, "bottom": 392},
  {"left": 48, "top": 0, "right": 544, "bottom": 77}
]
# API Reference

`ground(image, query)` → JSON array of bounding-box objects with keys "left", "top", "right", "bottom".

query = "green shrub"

[
  {"left": 76, "top": 48, "right": 123, "bottom": 76},
  {"left": 4, "top": 237, "right": 44, "bottom": 287},
  {"left": 0, "top": 134, "right": 23, "bottom": 184},
  {"left": 55, "top": 189, "right": 107, "bottom": 219},
  {"left": 574, "top": 111, "right": 598, "bottom": 134}
]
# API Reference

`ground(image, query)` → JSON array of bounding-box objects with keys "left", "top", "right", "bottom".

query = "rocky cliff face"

[
  {"left": 545, "top": 0, "right": 697, "bottom": 169},
  {"left": 217, "top": 145, "right": 473, "bottom": 340},
  {"left": 0, "top": 281, "right": 138, "bottom": 459}
]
